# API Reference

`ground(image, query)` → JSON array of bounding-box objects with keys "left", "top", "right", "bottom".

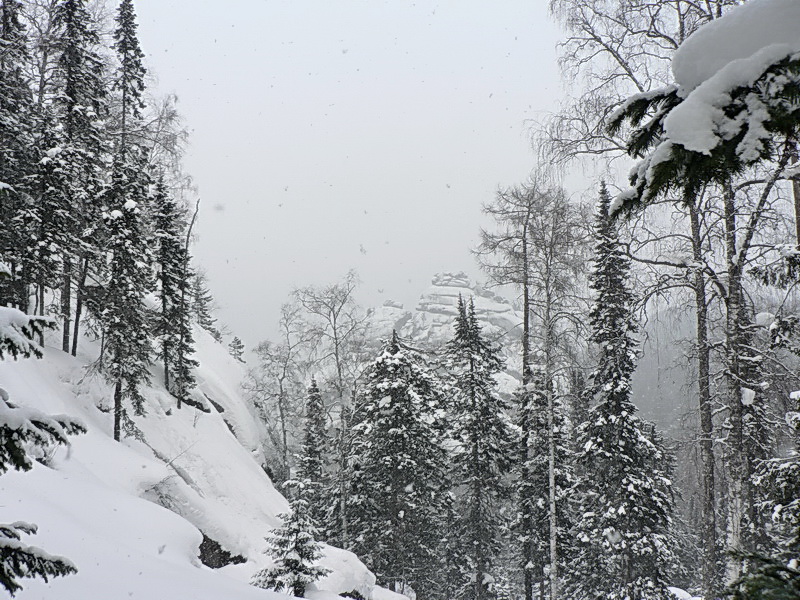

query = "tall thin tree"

[
  {"left": 102, "top": 0, "right": 153, "bottom": 441},
  {"left": 568, "top": 183, "right": 677, "bottom": 600},
  {"left": 447, "top": 297, "right": 513, "bottom": 600}
]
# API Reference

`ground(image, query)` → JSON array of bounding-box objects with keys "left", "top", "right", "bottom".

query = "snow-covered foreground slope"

[{"left": 0, "top": 328, "right": 375, "bottom": 599}]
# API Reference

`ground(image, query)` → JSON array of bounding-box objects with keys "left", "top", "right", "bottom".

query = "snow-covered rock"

[
  {"left": 668, "top": 586, "right": 702, "bottom": 600},
  {"left": 371, "top": 272, "right": 523, "bottom": 392}
]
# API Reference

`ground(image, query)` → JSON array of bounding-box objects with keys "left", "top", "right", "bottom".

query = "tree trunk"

[
  {"left": 113, "top": 379, "right": 122, "bottom": 442},
  {"left": 333, "top": 325, "right": 350, "bottom": 548},
  {"left": 689, "top": 199, "right": 719, "bottom": 597},
  {"left": 544, "top": 291, "right": 558, "bottom": 600},
  {"left": 161, "top": 284, "right": 170, "bottom": 392},
  {"left": 163, "top": 343, "right": 171, "bottom": 393},
  {"left": 61, "top": 256, "right": 71, "bottom": 352},
  {"left": 790, "top": 143, "right": 800, "bottom": 245},
  {"left": 37, "top": 279, "right": 46, "bottom": 346},
  {"left": 722, "top": 182, "right": 745, "bottom": 582},
  {"left": 469, "top": 353, "right": 486, "bottom": 600},
  {"left": 521, "top": 230, "right": 535, "bottom": 600},
  {"left": 278, "top": 385, "right": 289, "bottom": 482},
  {"left": 337, "top": 399, "right": 349, "bottom": 548},
  {"left": 70, "top": 255, "right": 89, "bottom": 356}
]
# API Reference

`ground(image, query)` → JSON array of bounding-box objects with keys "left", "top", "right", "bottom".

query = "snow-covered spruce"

[
  {"left": 0, "top": 0, "right": 40, "bottom": 311},
  {"left": 51, "top": 0, "right": 109, "bottom": 355},
  {"left": 347, "top": 331, "right": 451, "bottom": 599},
  {"left": 191, "top": 272, "right": 222, "bottom": 342},
  {"left": 251, "top": 482, "right": 330, "bottom": 598},
  {"left": 567, "top": 183, "right": 678, "bottom": 600},
  {"left": 101, "top": 175, "right": 154, "bottom": 441},
  {"left": 152, "top": 176, "right": 199, "bottom": 407},
  {"left": 446, "top": 297, "right": 514, "bottom": 600},
  {"left": 228, "top": 336, "right": 245, "bottom": 363},
  {"left": 297, "top": 377, "right": 329, "bottom": 529}
]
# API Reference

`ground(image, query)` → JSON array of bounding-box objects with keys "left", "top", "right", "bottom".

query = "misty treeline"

[
  {"left": 248, "top": 3, "right": 800, "bottom": 600},
  {"left": 245, "top": 183, "right": 674, "bottom": 600},
  {"left": 0, "top": 0, "right": 228, "bottom": 443}
]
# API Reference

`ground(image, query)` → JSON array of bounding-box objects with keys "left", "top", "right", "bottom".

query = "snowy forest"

[{"left": 1, "top": 0, "right": 800, "bottom": 599}]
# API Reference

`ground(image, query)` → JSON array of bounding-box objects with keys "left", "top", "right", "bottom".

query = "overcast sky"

[{"left": 135, "top": 1, "right": 565, "bottom": 349}]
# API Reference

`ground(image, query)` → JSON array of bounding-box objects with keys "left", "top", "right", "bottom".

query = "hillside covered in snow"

[{"left": 1, "top": 326, "right": 378, "bottom": 600}]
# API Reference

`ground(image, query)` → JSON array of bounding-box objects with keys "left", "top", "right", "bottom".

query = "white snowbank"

[
  {"left": 669, "top": 587, "right": 702, "bottom": 600},
  {"left": 755, "top": 312, "right": 776, "bottom": 327}
]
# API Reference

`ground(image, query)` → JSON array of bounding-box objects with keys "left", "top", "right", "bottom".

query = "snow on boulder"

[
  {"left": 741, "top": 387, "right": 756, "bottom": 406},
  {"left": 371, "top": 585, "right": 412, "bottom": 600},
  {"left": 755, "top": 312, "right": 776, "bottom": 327},
  {"left": 311, "top": 543, "right": 376, "bottom": 598},
  {"left": 669, "top": 587, "right": 702, "bottom": 600}
]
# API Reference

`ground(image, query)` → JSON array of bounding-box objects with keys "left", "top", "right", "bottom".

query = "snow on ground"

[
  {"left": 1, "top": 326, "right": 377, "bottom": 599},
  {"left": 668, "top": 587, "right": 702, "bottom": 600}
]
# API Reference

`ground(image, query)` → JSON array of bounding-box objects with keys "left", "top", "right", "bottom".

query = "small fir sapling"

[
  {"left": 228, "top": 336, "right": 245, "bottom": 363},
  {"left": 251, "top": 479, "right": 330, "bottom": 597}
]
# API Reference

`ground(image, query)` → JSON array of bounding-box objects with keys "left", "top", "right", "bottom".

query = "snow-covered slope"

[
  {"left": 1, "top": 327, "right": 375, "bottom": 599},
  {"left": 370, "top": 272, "right": 523, "bottom": 391}
]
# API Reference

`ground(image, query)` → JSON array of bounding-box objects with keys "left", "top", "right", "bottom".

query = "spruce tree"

[
  {"left": 102, "top": 196, "right": 153, "bottom": 441},
  {"left": 228, "top": 336, "right": 245, "bottom": 362},
  {"left": 729, "top": 396, "right": 800, "bottom": 600},
  {"left": 348, "top": 331, "right": 451, "bottom": 598},
  {"left": 16, "top": 111, "right": 73, "bottom": 324},
  {"left": 152, "top": 177, "right": 197, "bottom": 408},
  {"left": 0, "top": 0, "right": 37, "bottom": 309},
  {"left": 191, "top": 272, "right": 222, "bottom": 342},
  {"left": 0, "top": 290, "right": 85, "bottom": 596},
  {"left": 251, "top": 483, "right": 330, "bottom": 598},
  {"left": 446, "top": 297, "right": 513, "bottom": 600},
  {"left": 101, "top": 0, "right": 152, "bottom": 441},
  {"left": 297, "top": 378, "right": 328, "bottom": 528},
  {"left": 51, "top": 0, "right": 108, "bottom": 353},
  {"left": 568, "top": 183, "right": 677, "bottom": 600}
]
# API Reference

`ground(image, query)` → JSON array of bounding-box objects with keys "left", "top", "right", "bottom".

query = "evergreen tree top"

[
  {"left": 447, "top": 295, "right": 505, "bottom": 375},
  {"left": 53, "top": 0, "right": 106, "bottom": 111},
  {"left": 0, "top": 0, "right": 29, "bottom": 65},
  {"left": 113, "top": 0, "right": 146, "bottom": 119},
  {"left": 587, "top": 182, "right": 638, "bottom": 409}
]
